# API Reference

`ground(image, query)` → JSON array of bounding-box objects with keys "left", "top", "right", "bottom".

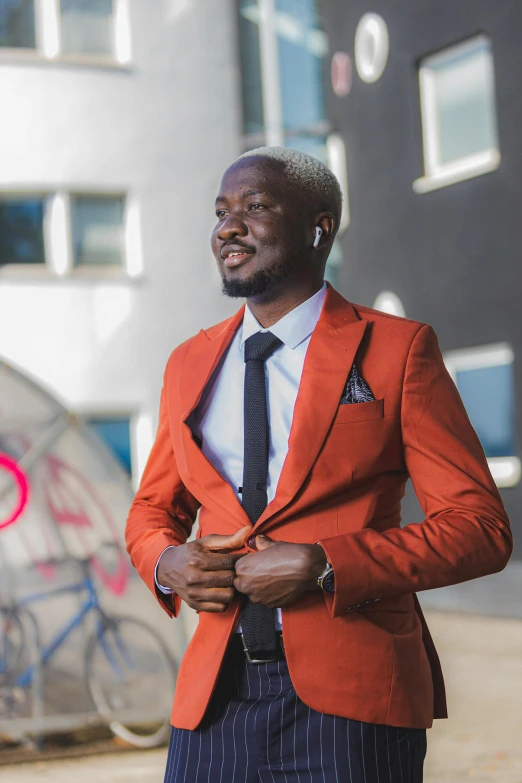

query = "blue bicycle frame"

[{"left": 15, "top": 576, "right": 101, "bottom": 689}]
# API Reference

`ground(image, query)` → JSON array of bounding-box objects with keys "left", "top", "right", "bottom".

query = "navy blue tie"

[{"left": 240, "top": 331, "right": 283, "bottom": 655}]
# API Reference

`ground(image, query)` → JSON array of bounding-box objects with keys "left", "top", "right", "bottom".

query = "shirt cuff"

[{"left": 155, "top": 546, "right": 176, "bottom": 594}]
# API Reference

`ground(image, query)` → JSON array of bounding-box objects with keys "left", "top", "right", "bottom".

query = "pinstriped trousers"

[{"left": 164, "top": 637, "right": 427, "bottom": 782}]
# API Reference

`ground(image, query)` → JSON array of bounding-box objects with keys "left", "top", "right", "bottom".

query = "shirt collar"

[{"left": 240, "top": 282, "right": 327, "bottom": 350}]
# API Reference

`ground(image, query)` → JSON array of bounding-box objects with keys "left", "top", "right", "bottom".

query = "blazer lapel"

[
  {"left": 177, "top": 307, "right": 252, "bottom": 530},
  {"left": 252, "top": 286, "right": 368, "bottom": 532}
]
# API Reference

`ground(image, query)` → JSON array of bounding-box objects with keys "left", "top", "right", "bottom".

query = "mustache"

[{"left": 221, "top": 241, "right": 256, "bottom": 254}]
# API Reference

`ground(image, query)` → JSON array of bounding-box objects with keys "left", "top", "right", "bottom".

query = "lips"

[{"left": 221, "top": 244, "right": 255, "bottom": 268}]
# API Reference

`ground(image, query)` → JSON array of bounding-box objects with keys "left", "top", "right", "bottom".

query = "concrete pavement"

[{"left": 1, "top": 610, "right": 521, "bottom": 782}]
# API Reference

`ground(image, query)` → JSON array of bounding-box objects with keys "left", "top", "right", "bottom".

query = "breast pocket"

[{"left": 334, "top": 398, "right": 384, "bottom": 424}]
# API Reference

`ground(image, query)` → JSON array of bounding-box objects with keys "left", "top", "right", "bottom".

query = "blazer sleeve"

[
  {"left": 319, "top": 323, "right": 513, "bottom": 618},
  {"left": 125, "top": 362, "right": 200, "bottom": 618}
]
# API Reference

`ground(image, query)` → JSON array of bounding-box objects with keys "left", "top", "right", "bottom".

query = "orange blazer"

[{"left": 126, "top": 284, "right": 512, "bottom": 730}]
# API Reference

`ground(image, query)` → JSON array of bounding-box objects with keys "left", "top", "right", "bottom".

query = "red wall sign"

[{"left": 0, "top": 452, "right": 30, "bottom": 531}]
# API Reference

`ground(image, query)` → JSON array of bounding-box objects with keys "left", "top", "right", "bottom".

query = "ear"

[{"left": 312, "top": 212, "right": 335, "bottom": 248}]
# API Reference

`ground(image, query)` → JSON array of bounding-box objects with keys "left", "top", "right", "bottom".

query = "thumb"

[
  {"left": 203, "top": 525, "right": 252, "bottom": 552},
  {"left": 255, "top": 534, "right": 276, "bottom": 550}
]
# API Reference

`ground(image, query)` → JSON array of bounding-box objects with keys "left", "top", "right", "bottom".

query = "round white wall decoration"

[
  {"left": 373, "top": 291, "right": 406, "bottom": 317},
  {"left": 354, "top": 13, "right": 389, "bottom": 84}
]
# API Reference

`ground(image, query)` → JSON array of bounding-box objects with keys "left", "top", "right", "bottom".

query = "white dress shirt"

[{"left": 157, "top": 282, "right": 328, "bottom": 631}]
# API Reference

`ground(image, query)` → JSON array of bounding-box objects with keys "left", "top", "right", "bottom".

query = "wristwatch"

[{"left": 317, "top": 561, "right": 335, "bottom": 593}]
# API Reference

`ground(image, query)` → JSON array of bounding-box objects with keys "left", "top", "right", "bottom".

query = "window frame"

[
  {"left": 0, "top": 0, "right": 131, "bottom": 66},
  {"left": 413, "top": 34, "right": 500, "bottom": 195},
  {"left": 444, "top": 342, "right": 520, "bottom": 489},
  {"left": 0, "top": 189, "right": 141, "bottom": 279}
]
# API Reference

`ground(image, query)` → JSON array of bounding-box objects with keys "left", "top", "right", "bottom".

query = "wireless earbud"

[{"left": 313, "top": 226, "right": 323, "bottom": 248}]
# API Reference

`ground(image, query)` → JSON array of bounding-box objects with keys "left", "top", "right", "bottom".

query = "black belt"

[{"left": 232, "top": 631, "right": 285, "bottom": 664}]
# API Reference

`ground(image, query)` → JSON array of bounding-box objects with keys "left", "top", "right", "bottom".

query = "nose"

[{"left": 217, "top": 214, "right": 248, "bottom": 241}]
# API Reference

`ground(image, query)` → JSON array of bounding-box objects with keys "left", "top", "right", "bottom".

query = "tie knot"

[{"left": 244, "top": 331, "right": 283, "bottom": 363}]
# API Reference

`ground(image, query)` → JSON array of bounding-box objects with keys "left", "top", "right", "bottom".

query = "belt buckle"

[{"left": 240, "top": 634, "right": 279, "bottom": 665}]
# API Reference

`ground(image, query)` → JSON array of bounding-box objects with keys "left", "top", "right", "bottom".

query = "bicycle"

[{"left": 0, "top": 556, "right": 177, "bottom": 748}]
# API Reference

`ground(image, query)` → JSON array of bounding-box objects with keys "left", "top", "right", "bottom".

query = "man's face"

[{"left": 211, "top": 157, "right": 312, "bottom": 299}]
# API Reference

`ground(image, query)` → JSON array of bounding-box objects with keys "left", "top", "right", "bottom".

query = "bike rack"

[
  {"left": 0, "top": 604, "right": 44, "bottom": 750},
  {"left": 26, "top": 606, "right": 44, "bottom": 750}
]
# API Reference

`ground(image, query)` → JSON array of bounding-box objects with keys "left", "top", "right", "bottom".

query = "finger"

[
  {"left": 234, "top": 575, "right": 247, "bottom": 594},
  {"left": 199, "top": 552, "right": 245, "bottom": 571},
  {"left": 197, "top": 602, "right": 230, "bottom": 613},
  {"left": 255, "top": 534, "right": 277, "bottom": 551},
  {"left": 197, "top": 570, "right": 236, "bottom": 588},
  {"left": 202, "top": 526, "right": 252, "bottom": 552},
  {"left": 197, "top": 587, "right": 236, "bottom": 604}
]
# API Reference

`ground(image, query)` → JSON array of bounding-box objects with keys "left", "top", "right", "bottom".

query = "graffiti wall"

[{"left": 0, "top": 361, "right": 177, "bottom": 748}]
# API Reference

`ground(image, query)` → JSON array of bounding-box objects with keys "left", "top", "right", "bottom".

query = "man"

[{"left": 126, "top": 147, "right": 512, "bottom": 782}]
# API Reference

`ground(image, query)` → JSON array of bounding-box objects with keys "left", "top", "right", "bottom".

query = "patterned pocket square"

[{"left": 339, "top": 364, "right": 375, "bottom": 405}]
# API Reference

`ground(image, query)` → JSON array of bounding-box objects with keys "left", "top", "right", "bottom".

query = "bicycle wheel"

[{"left": 85, "top": 615, "right": 177, "bottom": 748}]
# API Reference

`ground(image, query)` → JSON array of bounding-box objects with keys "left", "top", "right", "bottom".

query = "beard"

[{"left": 220, "top": 256, "right": 293, "bottom": 298}]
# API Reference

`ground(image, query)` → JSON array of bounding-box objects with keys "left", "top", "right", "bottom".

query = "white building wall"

[{"left": 0, "top": 0, "right": 242, "bottom": 479}]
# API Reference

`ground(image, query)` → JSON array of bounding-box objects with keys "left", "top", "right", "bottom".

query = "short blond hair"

[{"left": 238, "top": 146, "right": 343, "bottom": 221}]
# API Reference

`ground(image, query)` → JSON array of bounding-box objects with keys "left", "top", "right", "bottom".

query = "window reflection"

[
  {"left": 432, "top": 38, "right": 498, "bottom": 165},
  {"left": 71, "top": 195, "right": 125, "bottom": 267},
  {"left": 0, "top": 0, "right": 35, "bottom": 48},
  {"left": 237, "top": 0, "right": 329, "bottom": 144},
  {"left": 275, "top": 0, "right": 328, "bottom": 136},
  {"left": 60, "top": 0, "right": 113, "bottom": 56},
  {"left": 0, "top": 196, "right": 45, "bottom": 266},
  {"left": 419, "top": 36, "right": 499, "bottom": 174},
  {"left": 238, "top": 0, "right": 265, "bottom": 137},
  {"left": 87, "top": 417, "right": 132, "bottom": 477},
  {"left": 456, "top": 364, "right": 515, "bottom": 458}
]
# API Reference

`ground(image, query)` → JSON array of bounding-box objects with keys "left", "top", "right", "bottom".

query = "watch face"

[{"left": 322, "top": 570, "right": 335, "bottom": 593}]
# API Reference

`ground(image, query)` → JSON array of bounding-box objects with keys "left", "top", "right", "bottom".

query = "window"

[
  {"left": 237, "top": 0, "right": 347, "bottom": 282},
  {"left": 71, "top": 194, "right": 125, "bottom": 267},
  {"left": 414, "top": 36, "right": 500, "bottom": 194},
  {"left": 0, "top": 195, "right": 45, "bottom": 266},
  {"left": 87, "top": 416, "right": 132, "bottom": 477},
  {"left": 238, "top": 0, "right": 329, "bottom": 148},
  {"left": 0, "top": 191, "right": 134, "bottom": 275},
  {"left": 237, "top": 0, "right": 265, "bottom": 137},
  {"left": 0, "top": 0, "right": 130, "bottom": 62},
  {"left": 0, "top": 0, "right": 35, "bottom": 49},
  {"left": 444, "top": 344, "right": 520, "bottom": 488},
  {"left": 60, "top": 0, "right": 113, "bottom": 57},
  {"left": 276, "top": 0, "right": 328, "bottom": 144}
]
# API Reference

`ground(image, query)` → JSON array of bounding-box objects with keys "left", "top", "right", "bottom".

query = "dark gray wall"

[{"left": 322, "top": 0, "right": 521, "bottom": 558}]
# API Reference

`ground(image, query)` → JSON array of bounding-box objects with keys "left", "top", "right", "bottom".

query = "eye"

[
  {"left": 216, "top": 209, "right": 228, "bottom": 219},
  {"left": 248, "top": 203, "right": 265, "bottom": 211}
]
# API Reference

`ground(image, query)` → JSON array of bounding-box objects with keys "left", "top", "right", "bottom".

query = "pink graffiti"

[
  {"left": 1, "top": 434, "right": 128, "bottom": 596},
  {"left": 43, "top": 455, "right": 128, "bottom": 595},
  {"left": 0, "top": 452, "right": 30, "bottom": 531}
]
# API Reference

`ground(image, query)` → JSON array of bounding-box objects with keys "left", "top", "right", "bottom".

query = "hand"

[
  {"left": 233, "top": 535, "right": 327, "bottom": 608},
  {"left": 157, "top": 526, "right": 251, "bottom": 613}
]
